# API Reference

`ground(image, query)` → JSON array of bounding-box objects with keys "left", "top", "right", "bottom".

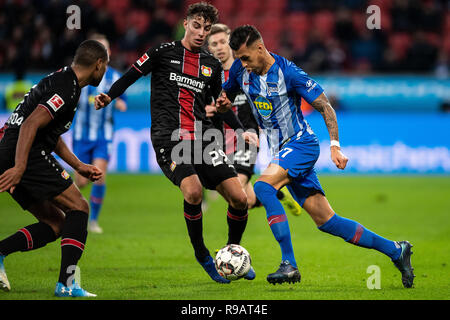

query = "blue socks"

[
  {"left": 90, "top": 184, "right": 106, "bottom": 222},
  {"left": 254, "top": 180, "right": 402, "bottom": 265},
  {"left": 318, "top": 213, "right": 401, "bottom": 260},
  {"left": 254, "top": 181, "right": 297, "bottom": 267}
]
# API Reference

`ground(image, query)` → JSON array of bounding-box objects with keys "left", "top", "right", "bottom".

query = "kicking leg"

[
  {"left": 216, "top": 176, "right": 255, "bottom": 280},
  {"left": 303, "top": 193, "right": 414, "bottom": 288}
]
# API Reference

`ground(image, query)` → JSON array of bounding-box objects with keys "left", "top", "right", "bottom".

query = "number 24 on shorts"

[{"left": 209, "top": 149, "right": 233, "bottom": 167}]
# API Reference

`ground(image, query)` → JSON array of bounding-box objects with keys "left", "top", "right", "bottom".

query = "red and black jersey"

[
  {"left": 132, "top": 41, "right": 223, "bottom": 143},
  {"left": 1, "top": 67, "right": 81, "bottom": 152}
]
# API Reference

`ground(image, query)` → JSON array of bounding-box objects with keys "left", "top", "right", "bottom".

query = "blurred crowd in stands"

[{"left": 0, "top": 0, "right": 448, "bottom": 77}]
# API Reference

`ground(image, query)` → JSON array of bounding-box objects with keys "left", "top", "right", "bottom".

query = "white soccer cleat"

[{"left": 88, "top": 221, "right": 103, "bottom": 234}]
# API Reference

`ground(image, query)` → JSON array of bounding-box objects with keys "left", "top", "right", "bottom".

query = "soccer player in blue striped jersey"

[
  {"left": 218, "top": 25, "right": 414, "bottom": 288},
  {"left": 72, "top": 34, "right": 127, "bottom": 234}
]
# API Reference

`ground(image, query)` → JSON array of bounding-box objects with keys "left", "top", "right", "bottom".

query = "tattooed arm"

[{"left": 311, "top": 92, "right": 348, "bottom": 170}]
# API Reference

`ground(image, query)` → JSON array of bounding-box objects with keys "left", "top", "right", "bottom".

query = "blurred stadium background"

[{"left": 0, "top": 0, "right": 449, "bottom": 174}]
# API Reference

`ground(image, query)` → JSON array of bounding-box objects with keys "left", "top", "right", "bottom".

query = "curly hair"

[{"left": 186, "top": 2, "right": 219, "bottom": 24}]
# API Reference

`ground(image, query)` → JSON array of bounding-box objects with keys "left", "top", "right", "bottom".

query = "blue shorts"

[
  {"left": 270, "top": 133, "right": 325, "bottom": 207},
  {"left": 72, "top": 140, "right": 112, "bottom": 164}
]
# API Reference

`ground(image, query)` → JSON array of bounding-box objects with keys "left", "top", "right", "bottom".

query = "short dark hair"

[
  {"left": 186, "top": 2, "right": 219, "bottom": 24},
  {"left": 73, "top": 39, "right": 108, "bottom": 67},
  {"left": 229, "top": 25, "right": 262, "bottom": 51}
]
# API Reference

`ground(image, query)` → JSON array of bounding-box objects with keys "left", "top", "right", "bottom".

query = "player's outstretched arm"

[
  {"left": 95, "top": 66, "right": 142, "bottom": 110},
  {"left": 54, "top": 137, "right": 103, "bottom": 182},
  {"left": 311, "top": 92, "right": 348, "bottom": 170}
]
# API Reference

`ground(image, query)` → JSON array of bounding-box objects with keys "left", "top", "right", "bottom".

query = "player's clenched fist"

[
  {"left": 76, "top": 163, "right": 103, "bottom": 182},
  {"left": 205, "top": 104, "right": 217, "bottom": 118},
  {"left": 331, "top": 146, "right": 348, "bottom": 170},
  {"left": 94, "top": 93, "right": 111, "bottom": 110},
  {"left": 215, "top": 91, "right": 232, "bottom": 113}
]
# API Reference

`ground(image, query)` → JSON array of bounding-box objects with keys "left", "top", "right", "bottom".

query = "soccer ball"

[{"left": 214, "top": 244, "right": 251, "bottom": 280}]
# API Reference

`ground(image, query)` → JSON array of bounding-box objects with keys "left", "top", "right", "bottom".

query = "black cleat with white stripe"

[
  {"left": 267, "top": 260, "right": 301, "bottom": 285},
  {"left": 392, "top": 241, "right": 415, "bottom": 288}
]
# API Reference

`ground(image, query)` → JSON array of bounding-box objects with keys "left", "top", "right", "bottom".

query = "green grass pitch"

[{"left": 0, "top": 174, "right": 449, "bottom": 300}]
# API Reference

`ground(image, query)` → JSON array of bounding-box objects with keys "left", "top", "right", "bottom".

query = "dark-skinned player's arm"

[
  {"left": 310, "top": 92, "right": 348, "bottom": 170},
  {"left": 54, "top": 137, "right": 103, "bottom": 182},
  {"left": 0, "top": 106, "right": 51, "bottom": 193}
]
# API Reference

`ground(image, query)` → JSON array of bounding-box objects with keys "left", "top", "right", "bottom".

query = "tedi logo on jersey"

[{"left": 254, "top": 96, "right": 273, "bottom": 118}]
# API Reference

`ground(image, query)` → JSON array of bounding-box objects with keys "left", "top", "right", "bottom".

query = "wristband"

[{"left": 330, "top": 140, "right": 340, "bottom": 148}]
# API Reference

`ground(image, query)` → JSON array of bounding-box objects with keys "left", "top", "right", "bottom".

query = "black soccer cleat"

[
  {"left": 392, "top": 241, "right": 415, "bottom": 288},
  {"left": 266, "top": 260, "right": 301, "bottom": 285}
]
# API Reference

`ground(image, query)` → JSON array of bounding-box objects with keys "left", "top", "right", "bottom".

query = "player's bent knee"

[
  {"left": 229, "top": 191, "right": 248, "bottom": 210},
  {"left": 68, "top": 197, "right": 90, "bottom": 215},
  {"left": 183, "top": 188, "right": 203, "bottom": 205},
  {"left": 50, "top": 214, "right": 66, "bottom": 237}
]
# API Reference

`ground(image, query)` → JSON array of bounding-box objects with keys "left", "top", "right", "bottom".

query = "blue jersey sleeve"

[
  {"left": 222, "top": 59, "right": 242, "bottom": 93},
  {"left": 288, "top": 63, "right": 324, "bottom": 104}
]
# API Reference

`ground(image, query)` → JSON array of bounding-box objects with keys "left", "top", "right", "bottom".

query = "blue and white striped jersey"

[
  {"left": 223, "top": 53, "right": 324, "bottom": 155},
  {"left": 73, "top": 66, "right": 125, "bottom": 142}
]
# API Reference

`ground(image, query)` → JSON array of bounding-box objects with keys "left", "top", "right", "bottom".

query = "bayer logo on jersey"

[{"left": 253, "top": 96, "right": 273, "bottom": 119}]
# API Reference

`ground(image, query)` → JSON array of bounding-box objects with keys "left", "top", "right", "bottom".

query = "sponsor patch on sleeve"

[
  {"left": 136, "top": 53, "right": 149, "bottom": 66},
  {"left": 47, "top": 94, "right": 65, "bottom": 112}
]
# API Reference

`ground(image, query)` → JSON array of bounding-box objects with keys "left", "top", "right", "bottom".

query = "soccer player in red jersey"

[{"left": 94, "top": 2, "right": 255, "bottom": 283}]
